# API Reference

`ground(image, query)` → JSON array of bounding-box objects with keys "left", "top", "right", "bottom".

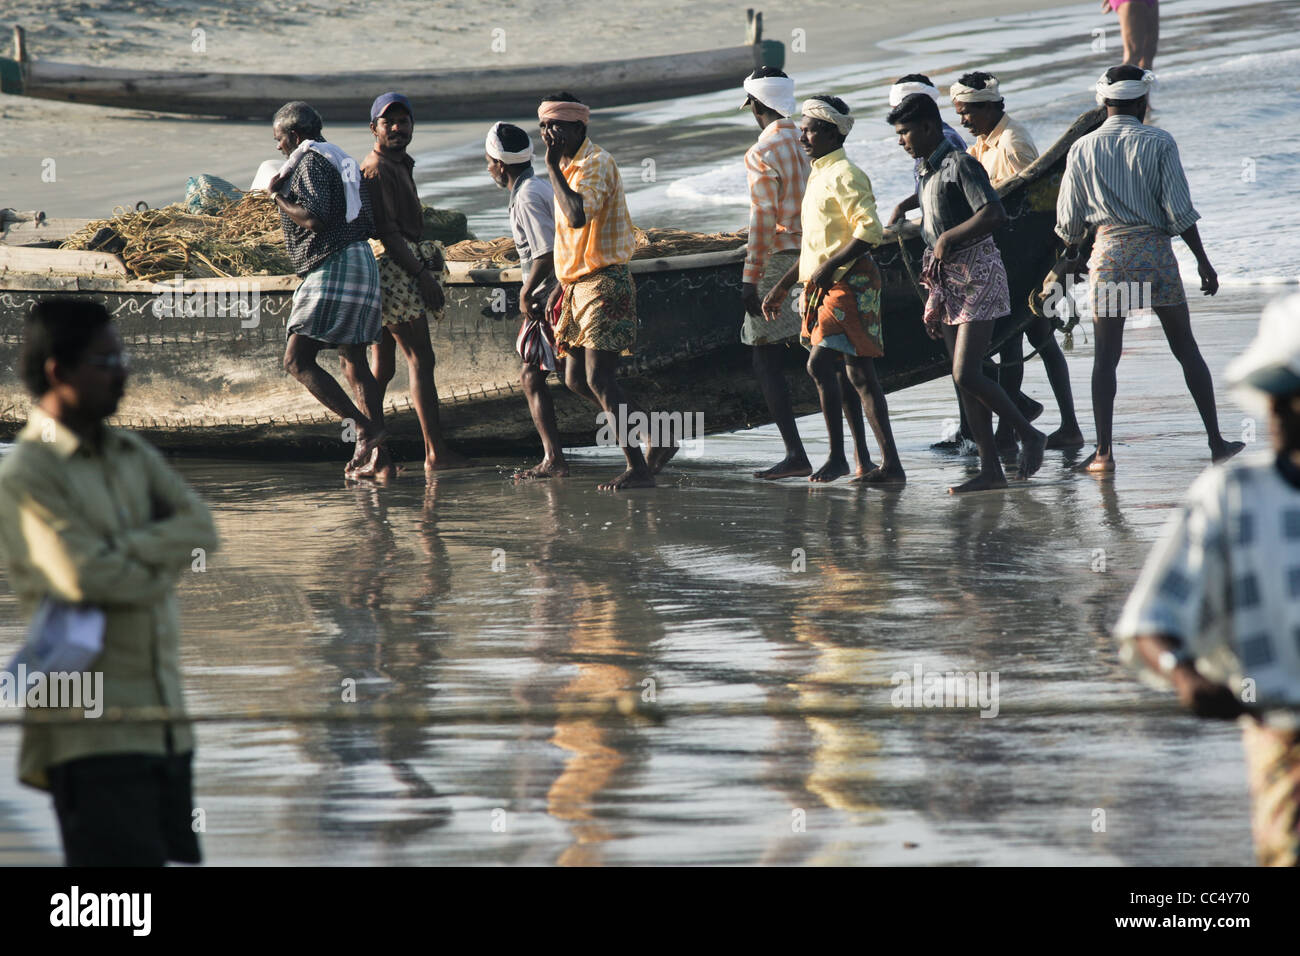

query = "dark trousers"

[{"left": 47, "top": 751, "right": 201, "bottom": 867}]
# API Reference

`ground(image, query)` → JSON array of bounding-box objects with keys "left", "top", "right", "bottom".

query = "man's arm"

[
  {"left": 889, "top": 192, "right": 920, "bottom": 226},
  {"left": 543, "top": 132, "right": 590, "bottom": 229},
  {"left": 742, "top": 151, "right": 779, "bottom": 316},
  {"left": 1131, "top": 633, "right": 1245, "bottom": 719},
  {"left": 116, "top": 442, "right": 219, "bottom": 569},
  {"left": 1055, "top": 146, "right": 1089, "bottom": 247},
  {"left": 521, "top": 251, "right": 555, "bottom": 319},
  {"left": 1179, "top": 224, "right": 1218, "bottom": 296},
  {"left": 275, "top": 153, "right": 340, "bottom": 234}
]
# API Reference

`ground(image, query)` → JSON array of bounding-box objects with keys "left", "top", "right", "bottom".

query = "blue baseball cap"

[{"left": 370, "top": 92, "right": 414, "bottom": 123}]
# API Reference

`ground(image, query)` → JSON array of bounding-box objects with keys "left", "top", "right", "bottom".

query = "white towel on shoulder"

[{"left": 277, "top": 140, "right": 362, "bottom": 223}]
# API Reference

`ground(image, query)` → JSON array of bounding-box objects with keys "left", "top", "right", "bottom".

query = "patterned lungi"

[
  {"left": 800, "top": 255, "right": 884, "bottom": 358},
  {"left": 1241, "top": 721, "right": 1300, "bottom": 867},
  {"left": 287, "top": 240, "right": 382, "bottom": 346},
  {"left": 919, "top": 234, "right": 1010, "bottom": 339},
  {"left": 368, "top": 236, "right": 448, "bottom": 326},
  {"left": 552, "top": 263, "right": 638, "bottom": 357},
  {"left": 741, "top": 249, "right": 801, "bottom": 346},
  {"left": 1087, "top": 223, "right": 1184, "bottom": 319}
]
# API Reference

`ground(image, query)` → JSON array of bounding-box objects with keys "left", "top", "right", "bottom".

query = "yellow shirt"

[
  {"left": 552, "top": 138, "right": 636, "bottom": 284},
  {"left": 798, "top": 147, "right": 884, "bottom": 283},
  {"left": 969, "top": 113, "right": 1039, "bottom": 187},
  {"left": 0, "top": 407, "right": 219, "bottom": 789}
]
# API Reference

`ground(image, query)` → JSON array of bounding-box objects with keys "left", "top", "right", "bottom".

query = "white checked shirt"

[{"left": 1056, "top": 114, "right": 1200, "bottom": 245}]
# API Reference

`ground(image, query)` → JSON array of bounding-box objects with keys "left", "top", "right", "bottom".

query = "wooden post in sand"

[{"left": 12, "top": 26, "right": 26, "bottom": 66}]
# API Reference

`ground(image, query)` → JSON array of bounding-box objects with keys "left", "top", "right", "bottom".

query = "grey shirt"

[
  {"left": 916, "top": 137, "right": 1003, "bottom": 249},
  {"left": 507, "top": 166, "right": 556, "bottom": 281}
]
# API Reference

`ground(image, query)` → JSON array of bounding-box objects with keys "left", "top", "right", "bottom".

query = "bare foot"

[
  {"left": 754, "top": 455, "right": 813, "bottom": 480},
  {"left": 948, "top": 472, "right": 1008, "bottom": 494},
  {"left": 1016, "top": 430, "right": 1047, "bottom": 479},
  {"left": 1078, "top": 450, "right": 1116, "bottom": 474},
  {"left": 1045, "top": 427, "right": 1086, "bottom": 450},
  {"left": 647, "top": 444, "right": 679, "bottom": 475},
  {"left": 427, "top": 451, "right": 474, "bottom": 472},
  {"left": 515, "top": 457, "right": 570, "bottom": 479},
  {"left": 1212, "top": 440, "right": 1246, "bottom": 464},
  {"left": 853, "top": 463, "right": 907, "bottom": 486},
  {"left": 373, "top": 447, "right": 397, "bottom": 482},
  {"left": 809, "top": 457, "right": 851, "bottom": 483},
  {"left": 345, "top": 446, "right": 380, "bottom": 480},
  {"left": 598, "top": 467, "right": 655, "bottom": 490}
]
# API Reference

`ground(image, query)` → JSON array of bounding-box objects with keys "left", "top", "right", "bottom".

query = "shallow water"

[{"left": 0, "top": 287, "right": 1275, "bottom": 865}]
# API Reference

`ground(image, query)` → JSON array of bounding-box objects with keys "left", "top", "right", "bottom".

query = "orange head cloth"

[{"left": 538, "top": 100, "right": 591, "bottom": 124}]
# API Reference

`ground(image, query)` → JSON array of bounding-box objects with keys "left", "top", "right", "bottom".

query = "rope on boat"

[{"left": 0, "top": 696, "right": 1198, "bottom": 728}]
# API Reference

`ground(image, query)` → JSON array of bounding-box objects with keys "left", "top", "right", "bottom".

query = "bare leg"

[
  {"left": 583, "top": 348, "right": 656, "bottom": 490},
  {"left": 845, "top": 356, "right": 905, "bottom": 485},
  {"left": 1026, "top": 314, "right": 1085, "bottom": 449},
  {"left": 839, "top": 366, "right": 873, "bottom": 477},
  {"left": 806, "top": 345, "right": 851, "bottom": 482},
  {"left": 752, "top": 343, "right": 812, "bottom": 479},
  {"left": 517, "top": 361, "right": 569, "bottom": 478},
  {"left": 339, "top": 343, "right": 391, "bottom": 478},
  {"left": 389, "top": 317, "right": 469, "bottom": 472},
  {"left": 283, "top": 334, "right": 382, "bottom": 466},
  {"left": 1154, "top": 302, "right": 1244, "bottom": 463},
  {"left": 1082, "top": 313, "right": 1124, "bottom": 473},
  {"left": 1120, "top": 0, "right": 1159, "bottom": 69},
  {"left": 370, "top": 326, "right": 397, "bottom": 396}
]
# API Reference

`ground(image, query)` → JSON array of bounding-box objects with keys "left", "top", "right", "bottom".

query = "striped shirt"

[
  {"left": 743, "top": 118, "right": 809, "bottom": 286},
  {"left": 552, "top": 137, "right": 636, "bottom": 284},
  {"left": 912, "top": 122, "right": 968, "bottom": 192},
  {"left": 1056, "top": 114, "right": 1200, "bottom": 245}
]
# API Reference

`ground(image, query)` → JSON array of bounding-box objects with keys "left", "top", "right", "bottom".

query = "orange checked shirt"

[
  {"left": 744, "top": 117, "right": 809, "bottom": 286},
  {"left": 552, "top": 138, "right": 636, "bottom": 284}
]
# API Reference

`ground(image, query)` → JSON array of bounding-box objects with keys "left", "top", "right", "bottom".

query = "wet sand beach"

[{"left": 2, "top": 0, "right": 1299, "bottom": 865}]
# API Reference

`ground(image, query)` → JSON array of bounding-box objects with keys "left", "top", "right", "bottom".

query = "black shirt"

[
  {"left": 279, "top": 149, "right": 374, "bottom": 275},
  {"left": 917, "top": 138, "right": 1003, "bottom": 249}
]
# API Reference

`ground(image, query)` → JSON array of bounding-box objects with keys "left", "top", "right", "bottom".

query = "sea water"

[{"left": 1, "top": 0, "right": 1296, "bottom": 864}]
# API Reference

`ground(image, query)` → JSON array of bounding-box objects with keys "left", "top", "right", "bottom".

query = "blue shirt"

[
  {"left": 916, "top": 137, "right": 1002, "bottom": 249},
  {"left": 912, "top": 122, "right": 968, "bottom": 192}
]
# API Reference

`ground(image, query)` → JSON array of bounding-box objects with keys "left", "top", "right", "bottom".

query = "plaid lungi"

[
  {"left": 920, "top": 234, "right": 1010, "bottom": 339},
  {"left": 1241, "top": 722, "right": 1300, "bottom": 867},
  {"left": 741, "top": 249, "right": 801, "bottom": 346},
  {"left": 287, "top": 241, "right": 382, "bottom": 345},
  {"left": 800, "top": 254, "right": 884, "bottom": 358},
  {"left": 1087, "top": 223, "right": 1185, "bottom": 319},
  {"left": 552, "top": 263, "right": 638, "bottom": 357},
  {"left": 368, "top": 236, "right": 448, "bottom": 326}
]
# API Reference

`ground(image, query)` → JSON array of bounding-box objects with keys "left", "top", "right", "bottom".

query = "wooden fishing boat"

[
  {"left": 0, "top": 15, "right": 782, "bottom": 120},
  {"left": 0, "top": 108, "right": 1105, "bottom": 460}
]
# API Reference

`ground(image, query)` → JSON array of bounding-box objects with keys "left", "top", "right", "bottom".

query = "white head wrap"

[
  {"left": 888, "top": 81, "right": 940, "bottom": 108},
  {"left": 485, "top": 122, "right": 534, "bottom": 163},
  {"left": 1226, "top": 294, "right": 1300, "bottom": 402},
  {"left": 1095, "top": 69, "right": 1157, "bottom": 104},
  {"left": 950, "top": 76, "right": 1002, "bottom": 103},
  {"left": 742, "top": 75, "right": 797, "bottom": 117},
  {"left": 801, "top": 98, "right": 854, "bottom": 136}
]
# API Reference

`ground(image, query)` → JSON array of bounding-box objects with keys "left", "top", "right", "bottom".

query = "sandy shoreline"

[{"left": 2, "top": 0, "right": 1074, "bottom": 218}]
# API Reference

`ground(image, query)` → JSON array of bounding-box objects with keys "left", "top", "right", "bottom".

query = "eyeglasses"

[{"left": 86, "top": 352, "right": 131, "bottom": 370}]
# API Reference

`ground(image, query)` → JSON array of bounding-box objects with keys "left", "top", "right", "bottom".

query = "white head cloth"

[
  {"left": 950, "top": 77, "right": 1002, "bottom": 103},
  {"left": 1095, "top": 69, "right": 1157, "bottom": 104},
  {"left": 743, "top": 75, "right": 797, "bottom": 117},
  {"left": 485, "top": 122, "right": 534, "bottom": 163},
  {"left": 801, "top": 98, "right": 854, "bottom": 136},
  {"left": 1226, "top": 294, "right": 1300, "bottom": 400},
  {"left": 888, "top": 81, "right": 940, "bottom": 108},
  {"left": 275, "top": 140, "right": 362, "bottom": 223}
]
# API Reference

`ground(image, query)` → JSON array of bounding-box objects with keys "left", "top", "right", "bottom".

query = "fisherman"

[
  {"left": 539, "top": 92, "right": 675, "bottom": 490},
  {"left": 737, "top": 66, "right": 817, "bottom": 480},
  {"left": 888, "top": 92, "right": 1046, "bottom": 493},
  {"left": 0, "top": 299, "right": 219, "bottom": 865},
  {"left": 1056, "top": 66, "right": 1243, "bottom": 473},
  {"left": 1113, "top": 293, "right": 1300, "bottom": 866},
  {"left": 361, "top": 91, "right": 468, "bottom": 477},
  {"left": 268, "top": 100, "right": 388, "bottom": 478},
  {"left": 951, "top": 71, "right": 1084, "bottom": 451},
  {"left": 886, "top": 75, "right": 967, "bottom": 230},
  {"left": 484, "top": 120, "right": 566, "bottom": 478},
  {"left": 763, "top": 94, "right": 904, "bottom": 485}
]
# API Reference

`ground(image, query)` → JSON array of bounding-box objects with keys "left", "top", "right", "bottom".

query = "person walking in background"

[
  {"left": 0, "top": 299, "right": 219, "bottom": 866},
  {"left": 1105, "top": 0, "right": 1159, "bottom": 71},
  {"left": 361, "top": 91, "right": 469, "bottom": 477},
  {"left": 1114, "top": 293, "right": 1300, "bottom": 866}
]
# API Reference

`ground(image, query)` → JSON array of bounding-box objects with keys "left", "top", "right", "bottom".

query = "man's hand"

[
  {"left": 1198, "top": 259, "right": 1219, "bottom": 296},
  {"left": 806, "top": 262, "right": 836, "bottom": 297},
  {"left": 889, "top": 204, "right": 907, "bottom": 226},
  {"left": 267, "top": 171, "right": 286, "bottom": 194},
  {"left": 545, "top": 281, "right": 563, "bottom": 321},
  {"left": 542, "top": 127, "right": 566, "bottom": 169},
  {"left": 1171, "top": 668, "right": 1245, "bottom": 720},
  {"left": 417, "top": 271, "right": 445, "bottom": 312},
  {"left": 150, "top": 493, "right": 174, "bottom": 522},
  {"left": 741, "top": 282, "right": 763, "bottom": 318},
  {"left": 933, "top": 231, "right": 952, "bottom": 262},
  {"left": 762, "top": 283, "right": 793, "bottom": 323}
]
